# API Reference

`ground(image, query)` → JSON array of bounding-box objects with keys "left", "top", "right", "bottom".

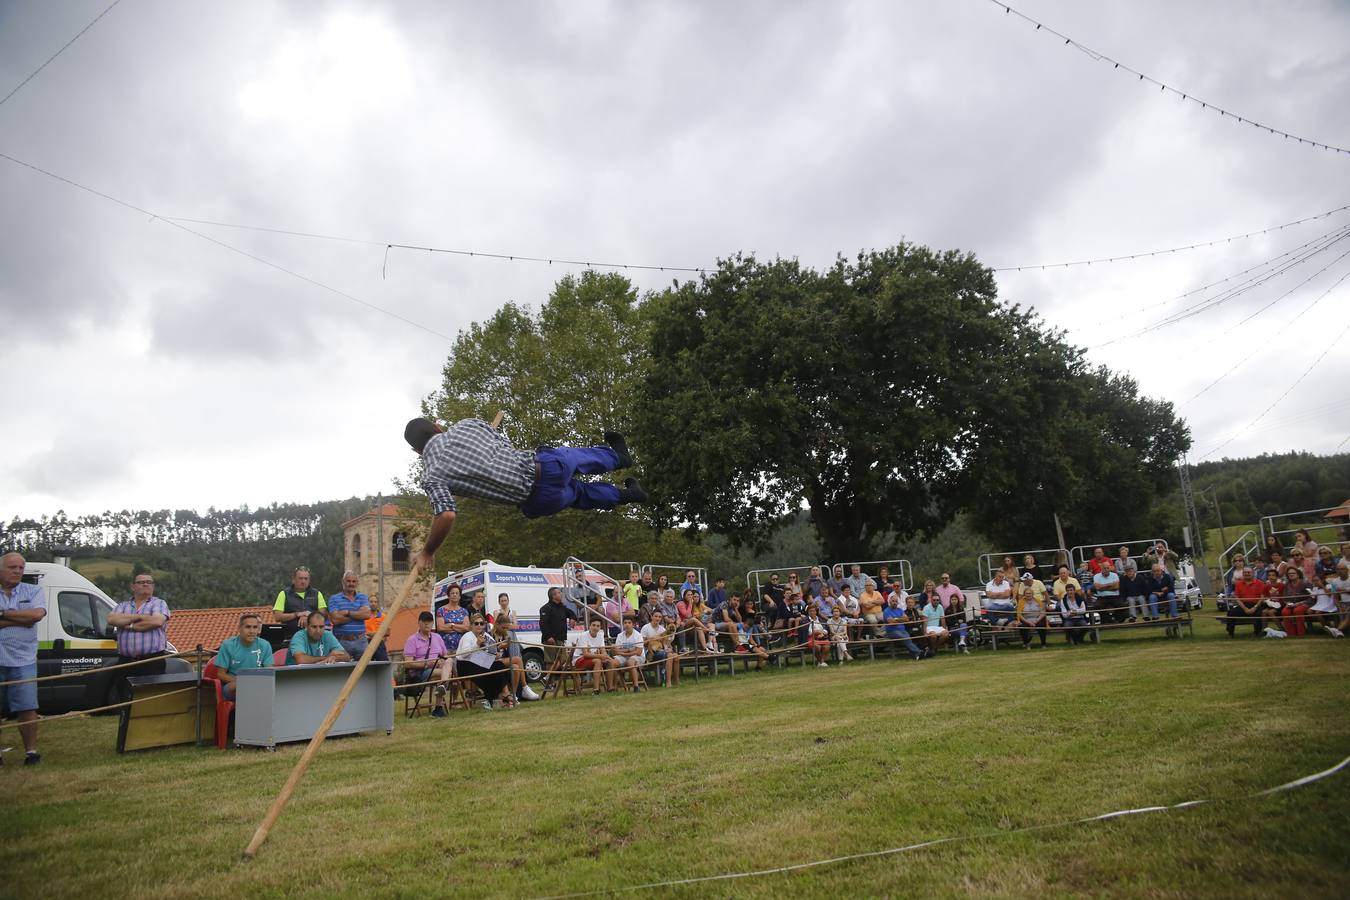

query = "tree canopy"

[{"left": 633, "top": 244, "right": 1192, "bottom": 559}]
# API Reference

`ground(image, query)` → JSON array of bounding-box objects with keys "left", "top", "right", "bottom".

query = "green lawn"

[
  {"left": 2, "top": 618, "right": 1347, "bottom": 899},
  {"left": 72, "top": 557, "right": 170, "bottom": 583}
]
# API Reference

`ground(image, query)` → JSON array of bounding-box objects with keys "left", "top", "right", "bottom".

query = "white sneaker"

[
  {"left": 1327, "top": 626, "right": 1344, "bottom": 638},
  {"left": 817, "top": 661, "right": 829, "bottom": 668},
  {"left": 518, "top": 685, "right": 541, "bottom": 701}
]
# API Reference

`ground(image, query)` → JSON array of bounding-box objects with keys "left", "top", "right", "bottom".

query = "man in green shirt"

[
  {"left": 214, "top": 613, "right": 273, "bottom": 700},
  {"left": 273, "top": 566, "right": 327, "bottom": 642},
  {"left": 287, "top": 611, "right": 351, "bottom": 665}
]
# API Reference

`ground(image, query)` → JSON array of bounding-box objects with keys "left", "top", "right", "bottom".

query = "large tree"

[{"left": 633, "top": 244, "right": 1191, "bottom": 559}]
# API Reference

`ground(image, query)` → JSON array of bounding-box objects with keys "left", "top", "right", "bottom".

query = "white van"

[
  {"left": 433, "top": 560, "right": 620, "bottom": 682},
  {"left": 21, "top": 561, "right": 183, "bottom": 713}
]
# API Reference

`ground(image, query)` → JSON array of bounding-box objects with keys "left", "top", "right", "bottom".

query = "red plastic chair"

[
  {"left": 272, "top": 648, "right": 288, "bottom": 666},
  {"left": 201, "top": 661, "right": 233, "bottom": 751}
]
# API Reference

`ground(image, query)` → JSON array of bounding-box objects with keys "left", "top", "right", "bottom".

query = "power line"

[
  {"left": 986, "top": 0, "right": 1350, "bottom": 156},
  {"left": 0, "top": 150, "right": 457, "bottom": 342},
  {"left": 991, "top": 203, "right": 1350, "bottom": 272},
  {"left": 1196, "top": 318, "right": 1350, "bottom": 461},
  {"left": 0, "top": 0, "right": 123, "bottom": 110},
  {"left": 165, "top": 216, "right": 710, "bottom": 276}
]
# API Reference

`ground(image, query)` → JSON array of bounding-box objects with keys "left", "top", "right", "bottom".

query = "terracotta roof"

[
  {"left": 168, "top": 606, "right": 276, "bottom": 653},
  {"left": 383, "top": 608, "right": 422, "bottom": 657},
  {"left": 1324, "top": 499, "right": 1350, "bottom": 520},
  {"left": 342, "top": 503, "right": 419, "bottom": 528}
]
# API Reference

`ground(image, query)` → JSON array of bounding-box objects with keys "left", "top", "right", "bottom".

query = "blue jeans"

[
  {"left": 886, "top": 631, "right": 922, "bottom": 656},
  {"left": 985, "top": 601, "right": 1015, "bottom": 626},
  {"left": 519, "top": 446, "right": 623, "bottom": 518},
  {"left": 1149, "top": 592, "right": 1178, "bottom": 618},
  {"left": 0, "top": 662, "right": 38, "bottom": 714}
]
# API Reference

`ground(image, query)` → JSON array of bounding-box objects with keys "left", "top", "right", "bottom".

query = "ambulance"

[
  {"left": 432, "top": 560, "right": 622, "bottom": 682},
  {"left": 20, "top": 560, "right": 186, "bottom": 713}
]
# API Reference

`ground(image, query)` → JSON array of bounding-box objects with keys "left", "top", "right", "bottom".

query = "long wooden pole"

[{"left": 242, "top": 559, "right": 425, "bottom": 859}]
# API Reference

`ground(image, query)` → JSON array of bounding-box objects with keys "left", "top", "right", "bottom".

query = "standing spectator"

[
  {"left": 1014, "top": 581, "right": 1049, "bottom": 649},
  {"left": 565, "top": 562, "right": 591, "bottom": 613},
  {"left": 363, "top": 593, "right": 389, "bottom": 662},
  {"left": 213, "top": 613, "right": 272, "bottom": 701},
  {"left": 272, "top": 566, "right": 327, "bottom": 642},
  {"left": 327, "top": 571, "right": 373, "bottom": 660},
  {"left": 881, "top": 593, "right": 923, "bottom": 659},
  {"left": 875, "top": 567, "right": 894, "bottom": 598},
  {"left": 1090, "top": 564, "right": 1120, "bottom": 622},
  {"left": 437, "top": 583, "right": 471, "bottom": 653},
  {"left": 1087, "top": 547, "right": 1114, "bottom": 575},
  {"left": 641, "top": 610, "right": 678, "bottom": 685},
  {"left": 1143, "top": 541, "right": 1179, "bottom": 577},
  {"left": 919, "top": 594, "right": 948, "bottom": 657},
  {"left": 611, "top": 617, "right": 646, "bottom": 693},
  {"left": 571, "top": 618, "right": 616, "bottom": 693},
  {"left": 107, "top": 572, "right": 171, "bottom": 702},
  {"left": 859, "top": 580, "right": 886, "bottom": 638},
  {"left": 538, "top": 587, "right": 578, "bottom": 683},
  {"left": 805, "top": 566, "right": 827, "bottom": 600},
  {"left": 638, "top": 569, "right": 656, "bottom": 600},
  {"left": 1226, "top": 568, "right": 1267, "bottom": 638},
  {"left": 1142, "top": 563, "right": 1179, "bottom": 621},
  {"left": 845, "top": 564, "right": 868, "bottom": 599},
  {"left": 0, "top": 552, "right": 46, "bottom": 765},
  {"left": 983, "top": 570, "right": 1015, "bottom": 625},
  {"left": 402, "top": 612, "right": 451, "bottom": 717},
  {"left": 622, "top": 571, "right": 644, "bottom": 613},
  {"left": 456, "top": 616, "right": 514, "bottom": 708},
  {"left": 827, "top": 606, "right": 852, "bottom": 661},
  {"left": 289, "top": 611, "right": 351, "bottom": 665}
]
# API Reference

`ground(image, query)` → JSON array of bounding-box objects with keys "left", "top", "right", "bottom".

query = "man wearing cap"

[{"left": 404, "top": 417, "right": 650, "bottom": 570}]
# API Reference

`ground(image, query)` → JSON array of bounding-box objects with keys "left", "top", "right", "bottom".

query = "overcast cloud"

[{"left": 1, "top": 0, "right": 1347, "bottom": 519}]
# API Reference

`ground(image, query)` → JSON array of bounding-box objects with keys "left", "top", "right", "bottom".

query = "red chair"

[
  {"left": 272, "top": 648, "right": 288, "bottom": 666},
  {"left": 201, "top": 661, "right": 233, "bottom": 751}
]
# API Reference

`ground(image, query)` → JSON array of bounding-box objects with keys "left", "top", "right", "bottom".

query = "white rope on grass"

[{"left": 535, "top": 753, "right": 1350, "bottom": 899}]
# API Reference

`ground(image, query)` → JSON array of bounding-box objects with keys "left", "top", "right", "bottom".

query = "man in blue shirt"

[
  {"left": 328, "top": 571, "right": 373, "bottom": 659},
  {"left": 0, "top": 553, "right": 47, "bottom": 765},
  {"left": 881, "top": 593, "right": 923, "bottom": 660},
  {"left": 214, "top": 613, "right": 273, "bottom": 701},
  {"left": 288, "top": 612, "right": 351, "bottom": 665}
]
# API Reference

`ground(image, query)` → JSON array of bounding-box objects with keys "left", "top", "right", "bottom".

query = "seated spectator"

[
  {"left": 1060, "top": 585, "right": 1089, "bottom": 644},
  {"left": 714, "top": 593, "right": 745, "bottom": 649},
  {"left": 881, "top": 593, "right": 923, "bottom": 659},
  {"left": 1260, "top": 571, "right": 1288, "bottom": 636},
  {"left": 1087, "top": 547, "right": 1114, "bottom": 575},
  {"left": 845, "top": 564, "right": 868, "bottom": 598},
  {"left": 611, "top": 616, "right": 646, "bottom": 692},
  {"left": 1279, "top": 568, "right": 1314, "bottom": 637},
  {"left": 837, "top": 584, "right": 863, "bottom": 639},
  {"left": 492, "top": 613, "right": 538, "bottom": 703},
  {"left": 943, "top": 589, "right": 970, "bottom": 654},
  {"left": 875, "top": 566, "right": 893, "bottom": 597},
  {"left": 1307, "top": 573, "right": 1341, "bottom": 636},
  {"left": 684, "top": 570, "right": 707, "bottom": 603},
  {"left": 571, "top": 618, "right": 616, "bottom": 693},
  {"left": 1089, "top": 564, "right": 1120, "bottom": 622},
  {"left": 677, "top": 589, "right": 713, "bottom": 653},
  {"left": 403, "top": 612, "right": 451, "bottom": 717},
  {"left": 827, "top": 564, "right": 848, "bottom": 597},
  {"left": 1014, "top": 582, "right": 1048, "bottom": 649},
  {"left": 327, "top": 571, "right": 373, "bottom": 659},
  {"left": 1115, "top": 545, "right": 1133, "bottom": 574},
  {"left": 805, "top": 566, "right": 827, "bottom": 599},
  {"left": 1019, "top": 569, "right": 1049, "bottom": 605},
  {"left": 858, "top": 579, "right": 886, "bottom": 638},
  {"left": 1022, "top": 553, "right": 1047, "bottom": 583},
  {"left": 213, "top": 613, "right": 273, "bottom": 700},
  {"left": 289, "top": 612, "right": 352, "bottom": 665},
  {"left": 741, "top": 596, "right": 771, "bottom": 652},
  {"left": 983, "top": 570, "right": 1015, "bottom": 625},
  {"left": 1287, "top": 548, "right": 1316, "bottom": 584},
  {"left": 1226, "top": 568, "right": 1267, "bottom": 639},
  {"left": 786, "top": 591, "right": 808, "bottom": 642},
  {"left": 760, "top": 573, "right": 786, "bottom": 621},
  {"left": 1263, "top": 533, "right": 1286, "bottom": 564},
  {"left": 919, "top": 593, "right": 948, "bottom": 657},
  {"left": 734, "top": 618, "right": 770, "bottom": 669},
  {"left": 641, "top": 610, "right": 678, "bottom": 685},
  {"left": 998, "top": 556, "right": 1020, "bottom": 583},
  {"left": 1270, "top": 550, "right": 1291, "bottom": 579},
  {"left": 1328, "top": 561, "right": 1350, "bottom": 637},
  {"left": 1315, "top": 546, "right": 1338, "bottom": 579},
  {"left": 827, "top": 606, "right": 852, "bottom": 661},
  {"left": 782, "top": 572, "right": 802, "bottom": 600},
  {"left": 1292, "top": 529, "right": 1319, "bottom": 572},
  {"left": 456, "top": 615, "right": 514, "bottom": 708},
  {"left": 934, "top": 573, "right": 962, "bottom": 610},
  {"left": 653, "top": 589, "right": 679, "bottom": 626},
  {"left": 1142, "top": 563, "right": 1179, "bottom": 621},
  {"left": 1224, "top": 554, "right": 1248, "bottom": 594},
  {"left": 804, "top": 606, "right": 831, "bottom": 667}
]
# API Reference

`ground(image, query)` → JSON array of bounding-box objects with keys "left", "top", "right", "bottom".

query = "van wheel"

[{"left": 522, "top": 649, "right": 545, "bottom": 683}]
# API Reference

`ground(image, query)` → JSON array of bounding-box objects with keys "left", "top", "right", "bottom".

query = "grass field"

[
  {"left": 72, "top": 557, "right": 170, "bottom": 582},
  {"left": 2, "top": 617, "right": 1347, "bottom": 899}
]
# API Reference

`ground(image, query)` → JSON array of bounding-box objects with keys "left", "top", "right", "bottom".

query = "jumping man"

[{"left": 405, "top": 417, "right": 649, "bottom": 570}]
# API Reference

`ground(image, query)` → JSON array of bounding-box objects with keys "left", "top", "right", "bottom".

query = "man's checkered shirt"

[{"left": 420, "top": 418, "right": 537, "bottom": 514}]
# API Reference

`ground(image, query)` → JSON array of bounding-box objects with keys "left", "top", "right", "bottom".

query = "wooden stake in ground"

[
  {"left": 242, "top": 559, "right": 425, "bottom": 860},
  {"left": 489, "top": 409, "right": 504, "bottom": 429}
]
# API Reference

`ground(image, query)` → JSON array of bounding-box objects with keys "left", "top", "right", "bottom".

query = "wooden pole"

[
  {"left": 490, "top": 410, "right": 504, "bottom": 429},
  {"left": 242, "top": 559, "right": 425, "bottom": 860}
]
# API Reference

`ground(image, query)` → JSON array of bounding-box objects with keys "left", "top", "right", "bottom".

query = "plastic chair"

[
  {"left": 272, "top": 648, "right": 288, "bottom": 666},
  {"left": 201, "top": 661, "right": 233, "bottom": 751}
]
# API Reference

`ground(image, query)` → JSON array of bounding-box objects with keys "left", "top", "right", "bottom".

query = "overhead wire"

[
  {"left": 990, "top": 203, "right": 1350, "bottom": 272},
  {"left": 0, "top": 0, "right": 123, "bottom": 109},
  {"left": 985, "top": 0, "right": 1350, "bottom": 156},
  {"left": 0, "top": 150, "right": 457, "bottom": 342}
]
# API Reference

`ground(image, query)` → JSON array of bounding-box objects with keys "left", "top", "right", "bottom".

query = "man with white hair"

[
  {"left": 328, "top": 571, "right": 373, "bottom": 659},
  {"left": 0, "top": 553, "right": 47, "bottom": 765}
]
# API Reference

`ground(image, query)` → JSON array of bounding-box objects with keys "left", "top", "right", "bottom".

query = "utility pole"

[
  {"left": 376, "top": 493, "right": 385, "bottom": 603},
  {"left": 1177, "top": 459, "right": 1212, "bottom": 594},
  {"left": 1197, "top": 486, "right": 1229, "bottom": 558}
]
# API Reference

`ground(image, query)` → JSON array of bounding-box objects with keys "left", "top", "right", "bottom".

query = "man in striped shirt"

[
  {"left": 405, "top": 417, "right": 649, "bottom": 570},
  {"left": 108, "top": 574, "right": 171, "bottom": 701}
]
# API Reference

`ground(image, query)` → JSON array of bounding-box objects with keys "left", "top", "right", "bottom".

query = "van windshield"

[{"left": 58, "top": 591, "right": 112, "bottom": 641}]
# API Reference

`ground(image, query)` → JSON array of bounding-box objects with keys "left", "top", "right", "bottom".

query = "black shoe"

[
  {"left": 619, "top": 477, "right": 649, "bottom": 504},
  {"left": 23, "top": 752, "right": 40, "bottom": 766},
  {"left": 430, "top": 707, "right": 448, "bottom": 718},
  {"left": 603, "top": 431, "right": 633, "bottom": 468}
]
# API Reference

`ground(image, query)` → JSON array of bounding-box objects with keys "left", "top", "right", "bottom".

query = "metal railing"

[
  {"left": 832, "top": 559, "right": 914, "bottom": 592},
  {"left": 1068, "top": 538, "right": 1167, "bottom": 573}
]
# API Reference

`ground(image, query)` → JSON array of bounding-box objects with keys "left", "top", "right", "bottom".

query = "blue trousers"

[
  {"left": 518, "top": 446, "right": 623, "bottom": 519},
  {"left": 1148, "top": 592, "right": 1178, "bottom": 619}
]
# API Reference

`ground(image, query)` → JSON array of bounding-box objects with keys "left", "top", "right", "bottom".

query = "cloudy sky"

[{"left": 2, "top": 0, "right": 1346, "bottom": 520}]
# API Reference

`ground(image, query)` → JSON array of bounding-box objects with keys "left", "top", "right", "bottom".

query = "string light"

[{"left": 987, "top": 0, "right": 1350, "bottom": 156}]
